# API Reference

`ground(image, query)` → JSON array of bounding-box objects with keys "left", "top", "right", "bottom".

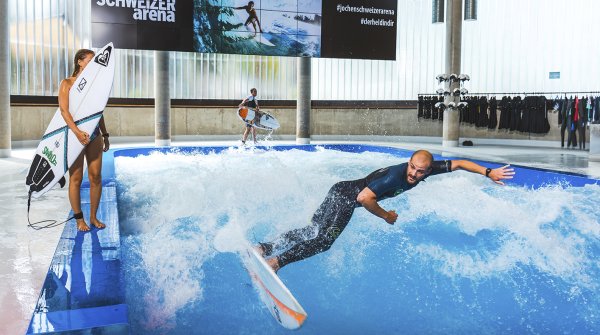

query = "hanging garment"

[
  {"left": 560, "top": 97, "right": 569, "bottom": 147},
  {"left": 567, "top": 98, "right": 578, "bottom": 147},
  {"left": 577, "top": 97, "right": 588, "bottom": 149},
  {"left": 540, "top": 96, "right": 550, "bottom": 134},
  {"left": 510, "top": 96, "right": 522, "bottom": 131},
  {"left": 424, "top": 96, "right": 432, "bottom": 119},
  {"left": 557, "top": 98, "right": 564, "bottom": 125},
  {"left": 586, "top": 97, "right": 593, "bottom": 125},
  {"left": 477, "top": 96, "right": 489, "bottom": 128},
  {"left": 593, "top": 97, "right": 600, "bottom": 123},
  {"left": 498, "top": 96, "right": 511, "bottom": 130},
  {"left": 488, "top": 97, "right": 498, "bottom": 130},
  {"left": 438, "top": 96, "right": 444, "bottom": 121},
  {"left": 520, "top": 96, "right": 534, "bottom": 133},
  {"left": 574, "top": 96, "right": 579, "bottom": 122}
]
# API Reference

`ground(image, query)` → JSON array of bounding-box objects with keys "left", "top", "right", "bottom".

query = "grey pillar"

[
  {"left": 442, "top": 0, "right": 462, "bottom": 147},
  {"left": 296, "top": 57, "right": 311, "bottom": 144},
  {"left": 154, "top": 51, "right": 171, "bottom": 146},
  {"left": 0, "top": 0, "right": 10, "bottom": 157}
]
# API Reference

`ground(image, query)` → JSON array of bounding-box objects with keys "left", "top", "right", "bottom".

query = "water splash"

[{"left": 115, "top": 148, "right": 600, "bottom": 334}]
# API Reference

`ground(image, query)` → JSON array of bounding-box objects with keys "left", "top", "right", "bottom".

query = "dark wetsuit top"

[
  {"left": 262, "top": 160, "right": 453, "bottom": 268},
  {"left": 365, "top": 160, "right": 452, "bottom": 202}
]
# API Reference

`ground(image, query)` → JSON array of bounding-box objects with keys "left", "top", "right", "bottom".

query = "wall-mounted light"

[
  {"left": 432, "top": 0, "right": 444, "bottom": 23},
  {"left": 464, "top": 0, "right": 477, "bottom": 21}
]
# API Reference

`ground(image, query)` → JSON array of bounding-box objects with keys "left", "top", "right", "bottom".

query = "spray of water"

[
  {"left": 115, "top": 149, "right": 600, "bottom": 333},
  {"left": 116, "top": 148, "right": 399, "bottom": 330}
]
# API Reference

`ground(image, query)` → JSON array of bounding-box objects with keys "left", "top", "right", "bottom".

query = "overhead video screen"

[{"left": 91, "top": 0, "right": 397, "bottom": 60}]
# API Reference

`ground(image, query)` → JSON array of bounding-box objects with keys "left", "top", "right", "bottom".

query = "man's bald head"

[
  {"left": 410, "top": 150, "right": 433, "bottom": 167},
  {"left": 406, "top": 150, "right": 434, "bottom": 184}
]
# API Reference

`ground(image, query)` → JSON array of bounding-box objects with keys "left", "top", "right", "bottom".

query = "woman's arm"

[
  {"left": 58, "top": 79, "right": 89, "bottom": 145},
  {"left": 98, "top": 115, "right": 107, "bottom": 134},
  {"left": 98, "top": 116, "right": 110, "bottom": 152}
]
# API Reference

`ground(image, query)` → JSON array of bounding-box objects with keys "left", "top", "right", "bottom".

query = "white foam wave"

[
  {"left": 115, "top": 148, "right": 600, "bottom": 328},
  {"left": 116, "top": 149, "right": 400, "bottom": 327},
  {"left": 397, "top": 172, "right": 600, "bottom": 288}
]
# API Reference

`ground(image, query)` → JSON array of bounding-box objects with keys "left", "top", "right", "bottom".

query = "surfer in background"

[
  {"left": 239, "top": 87, "right": 262, "bottom": 145},
  {"left": 235, "top": 1, "right": 263, "bottom": 35},
  {"left": 58, "top": 49, "right": 110, "bottom": 232},
  {"left": 256, "top": 150, "right": 515, "bottom": 272}
]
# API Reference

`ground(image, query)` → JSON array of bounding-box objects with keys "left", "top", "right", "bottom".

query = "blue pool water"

[{"left": 112, "top": 145, "right": 600, "bottom": 335}]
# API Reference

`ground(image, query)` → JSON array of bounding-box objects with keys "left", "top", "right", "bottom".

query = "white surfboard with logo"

[
  {"left": 237, "top": 107, "right": 280, "bottom": 131},
  {"left": 241, "top": 246, "right": 307, "bottom": 330},
  {"left": 26, "top": 42, "right": 115, "bottom": 198}
]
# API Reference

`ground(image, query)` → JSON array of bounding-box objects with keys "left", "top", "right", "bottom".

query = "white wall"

[{"left": 312, "top": 0, "right": 600, "bottom": 99}]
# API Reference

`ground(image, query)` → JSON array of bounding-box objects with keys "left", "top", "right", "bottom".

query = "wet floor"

[{"left": 1, "top": 139, "right": 599, "bottom": 335}]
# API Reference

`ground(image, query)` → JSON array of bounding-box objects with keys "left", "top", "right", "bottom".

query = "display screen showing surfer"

[
  {"left": 91, "top": 0, "right": 397, "bottom": 60},
  {"left": 194, "top": 0, "right": 323, "bottom": 57}
]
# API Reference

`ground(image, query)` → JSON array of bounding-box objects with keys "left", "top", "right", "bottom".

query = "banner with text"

[{"left": 91, "top": 0, "right": 397, "bottom": 60}]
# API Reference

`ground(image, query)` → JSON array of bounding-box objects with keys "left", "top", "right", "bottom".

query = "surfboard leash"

[{"left": 26, "top": 190, "right": 75, "bottom": 230}]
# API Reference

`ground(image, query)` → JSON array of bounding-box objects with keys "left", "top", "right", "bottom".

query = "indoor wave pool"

[{"left": 29, "top": 144, "right": 600, "bottom": 334}]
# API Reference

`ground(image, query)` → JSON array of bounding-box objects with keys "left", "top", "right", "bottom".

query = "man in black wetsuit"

[
  {"left": 239, "top": 88, "right": 262, "bottom": 145},
  {"left": 257, "top": 150, "right": 515, "bottom": 272}
]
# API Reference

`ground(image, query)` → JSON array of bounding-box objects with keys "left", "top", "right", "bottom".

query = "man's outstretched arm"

[
  {"left": 450, "top": 160, "right": 515, "bottom": 185},
  {"left": 357, "top": 187, "right": 398, "bottom": 224}
]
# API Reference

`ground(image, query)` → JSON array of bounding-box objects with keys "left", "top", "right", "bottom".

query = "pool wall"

[{"left": 27, "top": 144, "right": 599, "bottom": 334}]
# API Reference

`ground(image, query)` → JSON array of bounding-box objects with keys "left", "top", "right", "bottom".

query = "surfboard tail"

[
  {"left": 241, "top": 246, "right": 307, "bottom": 330},
  {"left": 248, "top": 269, "right": 307, "bottom": 329},
  {"left": 25, "top": 154, "right": 57, "bottom": 197}
]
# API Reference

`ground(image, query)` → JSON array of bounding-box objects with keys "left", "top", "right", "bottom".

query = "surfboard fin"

[{"left": 58, "top": 176, "right": 66, "bottom": 188}]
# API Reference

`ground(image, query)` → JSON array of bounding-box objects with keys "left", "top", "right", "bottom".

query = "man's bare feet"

[
  {"left": 76, "top": 218, "right": 90, "bottom": 232},
  {"left": 90, "top": 218, "right": 106, "bottom": 229},
  {"left": 266, "top": 257, "right": 280, "bottom": 273}
]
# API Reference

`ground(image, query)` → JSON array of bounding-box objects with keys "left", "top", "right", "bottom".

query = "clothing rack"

[{"left": 418, "top": 91, "right": 600, "bottom": 96}]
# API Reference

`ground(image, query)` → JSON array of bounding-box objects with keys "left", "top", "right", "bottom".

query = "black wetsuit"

[{"left": 260, "top": 160, "right": 453, "bottom": 268}]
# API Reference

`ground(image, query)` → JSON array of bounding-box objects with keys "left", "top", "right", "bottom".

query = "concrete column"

[
  {"left": 589, "top": 124, "right": 600, "bottom": 162},
  {"left": 0, "top": 0, "right": 10, "bottom": 157},
  {"left": 296, "top": 57, "right": 311, "bottom": 144},
  {"left": 442, "top": 0, "right": 462, "bottom": 148},
  {"left": 154, "top": 51, "right": 171, "bottom": 146}
]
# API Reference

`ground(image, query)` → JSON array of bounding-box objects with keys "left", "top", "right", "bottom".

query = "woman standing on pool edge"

[{"left": 59, "top": 49, "right": 110, "bottom": 231}]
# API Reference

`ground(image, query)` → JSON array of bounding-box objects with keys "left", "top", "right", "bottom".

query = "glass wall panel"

[{"left": 8, "top": 0, "right": 600, "bottom": 100}]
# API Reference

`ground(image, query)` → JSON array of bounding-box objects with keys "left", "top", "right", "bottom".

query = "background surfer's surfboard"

[
  {"left": 26, "top": 42, "right": 115, "bottom": 198},
  {"left": 241, "top": 246, "right": 307, "bottom": 330},
  {"left": 232, "top": 8, "right": 275, "bottom": 47},
  {"left": 237, "top": 107, "right": 280, "bottom": 130},
  {"left": 243, "top": 24, "right": 275, "bottom": 46}
]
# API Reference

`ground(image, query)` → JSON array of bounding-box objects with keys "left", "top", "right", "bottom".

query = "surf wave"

[{"left": 116, "top": 149, "right": 600, "bottom": 334}]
